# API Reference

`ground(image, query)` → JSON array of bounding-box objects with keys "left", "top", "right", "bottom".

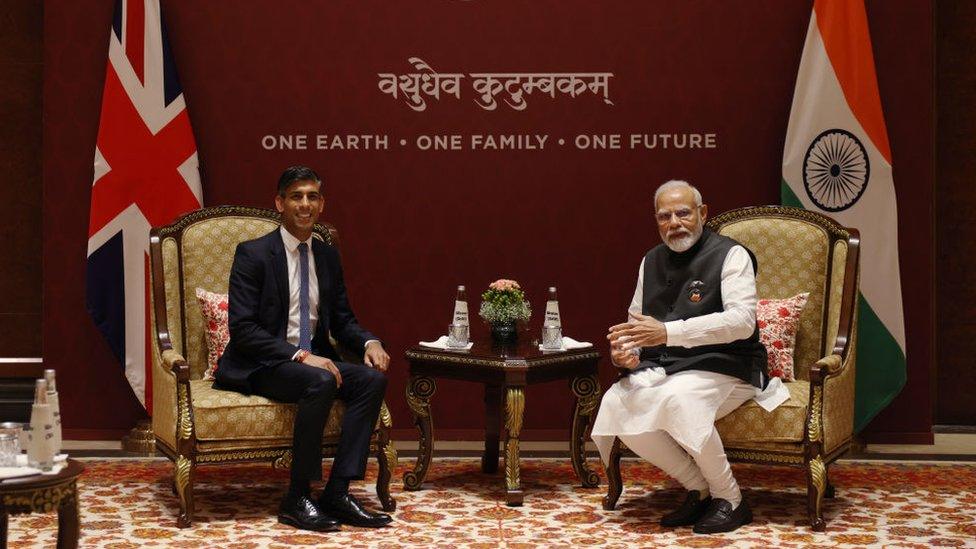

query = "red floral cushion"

[
  {"left": 195, "top": 288, "right": 229, "bottom": 380},
  {"left": 756, "top": 292, "right": 809, "bottom": 382}
]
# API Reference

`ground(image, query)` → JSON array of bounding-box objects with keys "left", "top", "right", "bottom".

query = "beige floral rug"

[{"left": 6, "top": 458, "right": 976, "bottom": 548}]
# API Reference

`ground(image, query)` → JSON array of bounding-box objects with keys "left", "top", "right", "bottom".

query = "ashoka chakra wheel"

[{"left": 802, "top": 128, "right": 870, "bottom": 212}]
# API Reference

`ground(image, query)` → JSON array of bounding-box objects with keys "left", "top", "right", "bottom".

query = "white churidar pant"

[{"left": 591, "top": 368, "right": 758, "bottom": 506}]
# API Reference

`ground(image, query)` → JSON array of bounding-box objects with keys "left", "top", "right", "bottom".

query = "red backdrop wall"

[{"left": 42, "top": 1, "right": 934, "bottom": 442}]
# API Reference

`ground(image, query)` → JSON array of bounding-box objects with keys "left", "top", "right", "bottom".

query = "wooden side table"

[
  {"left": 403, "top": 340, "right": 602, "bottom": 506},
  {"left": 0, "top": 458, "right": 84, "bottom": 549}
]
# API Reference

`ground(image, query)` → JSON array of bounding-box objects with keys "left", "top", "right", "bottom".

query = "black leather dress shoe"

[
  {"left": 661, "top": 490, "right": 713, "bottom": 527},
  {"left": 319, "top": 493, "right": 393, "bottom": 528},
  {"left": 693, "top": 498, "right": 752, "bottom": 534},
  {"left": 278, "top": 494, "right": 341, "bottom": 532}
]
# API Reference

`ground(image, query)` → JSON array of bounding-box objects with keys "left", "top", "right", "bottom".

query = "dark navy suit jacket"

[{"left": 214, "top": 229, "right": 376, "bottom": 394}]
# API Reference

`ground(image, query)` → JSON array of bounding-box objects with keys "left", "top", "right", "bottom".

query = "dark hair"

[{"left": 277, "top": 165, "right": 321, "bottom": 196}]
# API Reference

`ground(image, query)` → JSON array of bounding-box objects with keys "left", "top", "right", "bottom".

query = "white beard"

[{"left": 665, "top": 224, "right": 703, "bottom": 252}]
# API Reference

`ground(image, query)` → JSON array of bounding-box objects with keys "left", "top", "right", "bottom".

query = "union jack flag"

[{"left": 87, "top": 0, "right": 203, "bottom": 411}]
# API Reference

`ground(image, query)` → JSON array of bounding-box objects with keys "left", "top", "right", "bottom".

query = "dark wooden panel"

[
  {"left": 935, "top": 0, "right": 976, "bottom": 425},
  {"left": 0, "top": 378, "right": 36, "bottom": 423},
  {"left": 0, "top": 360, "right": 44, "bottom": 378},
  {"left": 0, "top": 1, "right": 42, "bottom": 64},
  {"left": 0, "top": 315, "right": 42, "bottom": 359},
  {"left": 0, "top": 0, "right": 42, "bottom": 359},
  {"left": 0, "top": 61, "right": 43, "bottom": 315}
]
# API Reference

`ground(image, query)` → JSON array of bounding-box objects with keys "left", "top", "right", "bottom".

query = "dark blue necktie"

[{"left": 298, "top": 242, "right": 312, "bottom": 351}]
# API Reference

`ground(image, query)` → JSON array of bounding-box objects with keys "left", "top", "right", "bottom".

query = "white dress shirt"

[
  {"left": 280, "top": 226, "right": 378, "bottom": 360},
  {"left": 279, "top": 226, "right": 320, "bottom": 347}
]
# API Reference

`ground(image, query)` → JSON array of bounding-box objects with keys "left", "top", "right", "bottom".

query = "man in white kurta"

[{"left": 592, "top": 180, "right": 787, "bottom": 534}]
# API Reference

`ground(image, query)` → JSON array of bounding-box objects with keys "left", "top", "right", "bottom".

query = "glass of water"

[
  {"left": 0, "top": 422, "right": 25, "bottom": 452},
  {"left": 0, "top": 432, "right": 18, "bottom": 467},
  {"left": 447, "top": 323, "right": 469, "bottom": 348},
  {"left": 541, "top": 325, "right": 563, "bottom": 350}
]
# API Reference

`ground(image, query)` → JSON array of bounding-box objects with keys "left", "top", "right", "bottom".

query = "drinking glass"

[
  {"left": 447, "top": 323, "right": 469, "bottom": 348},
  {"left": 541, "top": 325, "right": 563, "bottom": 350},
  {"left": 0, "top": 433, "right": 18, "bottom": 467},
  {"left": 0, "top": 422, "right": 24, "bottom": 454}
]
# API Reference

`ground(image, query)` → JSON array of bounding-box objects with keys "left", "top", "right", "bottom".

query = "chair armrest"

[
  {"left": 809, "top": 350, "right": 857, "bottom": 454},
  {"left": 152, "top": 347, "right": 191, "bottom": 450},
  {"left": 162, "top": 349, "right": 191, "bottom": 382},
  {"left": 810, "top": 353, "right": 842, "bottom": 380}
]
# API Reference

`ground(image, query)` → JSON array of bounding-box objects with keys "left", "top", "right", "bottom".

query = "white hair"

[{"left": 654, "top": 180, "right": 702, "bottom": 209}]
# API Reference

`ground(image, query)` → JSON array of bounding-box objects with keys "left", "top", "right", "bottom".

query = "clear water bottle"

[
  {"left": 28, "top": 379, "right": 55, "bottom": 471},
  {"left": 452, "top": 285, "right": 469, "bottom": 339},
  {"left": 44, "top": 369, "right": 62, "bottom": 456},
  {"left": 542, "top": 287, "right": 563, "bottom": 350},
  {"left": 544, "top": 287, "right": 561, "bottom": 328}
]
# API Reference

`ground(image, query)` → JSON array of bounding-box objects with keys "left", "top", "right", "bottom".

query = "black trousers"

[{"left": 249, "top": 360, "right": 388, "bottom": 481}]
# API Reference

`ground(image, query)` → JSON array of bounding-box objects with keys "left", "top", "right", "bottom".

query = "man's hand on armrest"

[{"left": 364, "top": 340, "right": 390, "bottom": 373}]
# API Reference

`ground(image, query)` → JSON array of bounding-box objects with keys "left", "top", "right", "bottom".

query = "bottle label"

[
  {"left": 453, "top": 300, "right": 469, "bottom": 325},
  {"left": 545, "top": 300, "right": 561, "bottom": 327}
]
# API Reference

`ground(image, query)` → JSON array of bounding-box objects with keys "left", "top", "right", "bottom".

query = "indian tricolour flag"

[{"left": 782, "top": 0, "right": 905, "bottom": 432}]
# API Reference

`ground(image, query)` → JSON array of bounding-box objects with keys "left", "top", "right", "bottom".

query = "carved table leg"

[
  {"left": 570, "top": 375, "right": 601, "bottom": 487},
  {"left": 483, "top": 385, "right": 502, "bottom": 473},
  {"left": 56, "top": 479, "right": 79, "bottom": 549},
  {"left": 504, "top": 386, "right": 525, "bottom": 506},
  {"left": 403, "top": 375, "right": 436, "bottom": 490},
  {"left": 1, "top": 510, "right": 8, "bottom": 549}
]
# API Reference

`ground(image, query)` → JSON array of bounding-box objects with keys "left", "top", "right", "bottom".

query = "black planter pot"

[{"left": 490, "top": 320, "right": 518, "bottom": 343}]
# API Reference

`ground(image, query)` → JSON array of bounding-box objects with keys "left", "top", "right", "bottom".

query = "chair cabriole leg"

[{"left": 603, "top": 437, "right": 623, "bottom": 510}]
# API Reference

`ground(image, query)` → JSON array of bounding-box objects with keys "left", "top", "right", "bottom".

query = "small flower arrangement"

[{"left": 479, "top": 279, "right": 532, "bottom": 324}]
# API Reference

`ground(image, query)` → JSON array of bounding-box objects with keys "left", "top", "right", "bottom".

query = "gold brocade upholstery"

[
  {"left": 824, "top": 302, "right": 858, "bottom": 454},
  {"left": 825, "top": 241, "right": 848, "bottom": 358},
  {"left": 716, "top": 380, "right": 810, "bottom": 444},
  {"left": 191, "top": 380, "right": 345, "bottom": 441},
  {"left": 718, "top": 218, "right": 828, "bottom": 381},
  {"left": 162, "top": 238, "right": 184, "bottom": 361},
  {"left": 604, "top": 206, "right": 860, "bottom": 532},
  {"left": 181, "top": 217, "right": 279, "bottom": 379},
  {"left": 149, "top": 206, "right": 396, "bottom": 528}
]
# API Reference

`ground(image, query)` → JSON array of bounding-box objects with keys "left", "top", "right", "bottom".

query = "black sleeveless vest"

[{"left": 637, "top": 228, "right": 768, "bottom": 388}]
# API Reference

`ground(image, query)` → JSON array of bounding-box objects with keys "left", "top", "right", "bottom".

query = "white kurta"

[{"left": 591, "top": 245, "right": 789, "bottom": 463}]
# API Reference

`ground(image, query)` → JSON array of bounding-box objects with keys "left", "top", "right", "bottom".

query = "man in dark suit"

[{"left": 214, "top": 165, "right": 392, "bottom": 531}]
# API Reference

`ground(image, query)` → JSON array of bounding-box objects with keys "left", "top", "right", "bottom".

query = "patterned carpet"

[{"left": 6, "top": 457, "right": 976, "bottom": 548}]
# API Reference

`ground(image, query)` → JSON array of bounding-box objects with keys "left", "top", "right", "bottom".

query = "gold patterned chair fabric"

[
  {"left": 149, "top": 206, "right": 397, "bottom": 528},
  {"left": 603, "top": 206, "right": 860, "bottom": 532}
]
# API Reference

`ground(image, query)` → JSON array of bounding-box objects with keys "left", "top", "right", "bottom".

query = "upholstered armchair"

[
  {"left": 149, "top": 206, "right": 397, "bottom": 528},
  {"left": 603, "top": 206, "right": 860, "bottom": 531}
]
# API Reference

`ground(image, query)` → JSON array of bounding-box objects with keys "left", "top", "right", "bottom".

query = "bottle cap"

[
  {"left": 549, "top": 286, "right": 557, "bottom": 293},
  {"left": 34, "top": 379, "right": 48, "bottom": 404},
  {"left": 458, "top": 285, "right": 465, "bottom": 291},
  {"left": 44, "top": 369, "right": 56, "bottom": 392}
]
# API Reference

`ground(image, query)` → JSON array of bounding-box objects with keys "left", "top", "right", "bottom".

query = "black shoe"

[
  {"left": 278, "top": 494, "right": 341, "bottom": 532},
  {"left": 693, "top": 498, "right": 752, "bottom": 534},
  {"left": 319, "top": 493, "right": 393, "bottom": 528},
  {"left": 660, "top": 490, "right": 713, "bottom": 527}
]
